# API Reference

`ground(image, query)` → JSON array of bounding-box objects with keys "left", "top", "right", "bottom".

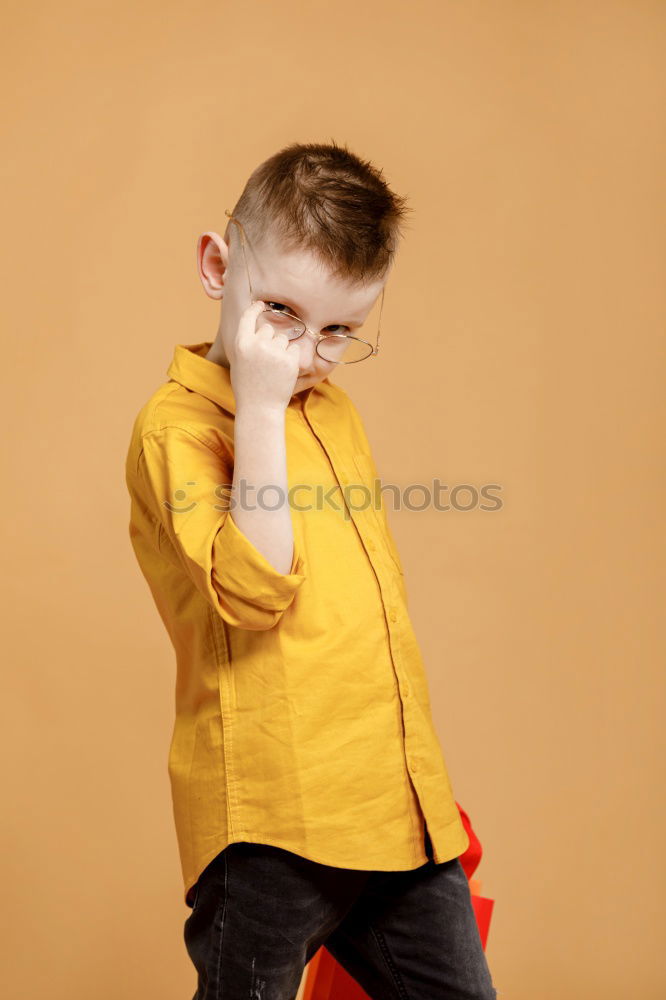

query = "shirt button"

[
  {"left": 389, "top": 608, "right": 398, "bottom": 622},
  {"left": 367, "top": 539, "right": 376, "bottom": 551},
  {"left": 408, "top": 756, "right": 418, "bottom": 774},
  {"left": 400, "top": 683, "right": 410, "bottom": 698}
]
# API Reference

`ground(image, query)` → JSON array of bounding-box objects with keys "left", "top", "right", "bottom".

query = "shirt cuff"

[{"left": 212, "top": 512, "right": 307, "bottom": 616}]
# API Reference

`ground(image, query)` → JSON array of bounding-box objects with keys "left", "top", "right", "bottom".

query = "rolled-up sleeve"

[{"left": 136, "top": 424, "right": 307, "bottom": 630}]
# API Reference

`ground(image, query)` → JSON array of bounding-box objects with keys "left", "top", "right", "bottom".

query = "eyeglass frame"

[{"left": 224, "top": 209, "right": 385, "bottom": 364}]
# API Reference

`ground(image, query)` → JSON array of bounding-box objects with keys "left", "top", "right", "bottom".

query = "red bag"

[{"left": 456, "top": 801, "right": 495, "bottom": 951}]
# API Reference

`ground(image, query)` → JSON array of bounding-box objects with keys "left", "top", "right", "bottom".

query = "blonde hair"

[{"left": 225, "top": 140, "right": 412, "bottom": 285}]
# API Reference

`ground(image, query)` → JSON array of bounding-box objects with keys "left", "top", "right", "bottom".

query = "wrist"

[{"left": 236, "top": 401, "right": 287, "bottom": 424}]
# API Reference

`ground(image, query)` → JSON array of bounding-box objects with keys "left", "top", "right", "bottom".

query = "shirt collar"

[{"left": 166, "top": 341, "right": 322, "bottom": 415}]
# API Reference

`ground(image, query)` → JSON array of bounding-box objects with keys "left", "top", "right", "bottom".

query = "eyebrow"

[{"left": 257, "top": 292, "right": 362, "bottom": 327}]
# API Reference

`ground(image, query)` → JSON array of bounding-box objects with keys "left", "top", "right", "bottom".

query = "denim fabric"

[{"left": 183, "top": 831, "right": 498, "bottom": 1000}]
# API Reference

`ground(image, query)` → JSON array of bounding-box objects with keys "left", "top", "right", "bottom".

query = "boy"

[{"left": 125, "top": 141, "right": 497, "bottom": 999}]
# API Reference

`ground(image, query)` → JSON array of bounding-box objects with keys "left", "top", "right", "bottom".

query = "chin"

[{"left": 296, "top": 372, "right": 328, "bottom": 388}]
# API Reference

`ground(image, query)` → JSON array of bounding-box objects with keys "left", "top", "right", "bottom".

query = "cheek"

[
  {"left": 296, "top": 350, "right": 334, "bottom": 376},
  {"left": 311, "top": 363, "right": 335, "bottom": 378}
]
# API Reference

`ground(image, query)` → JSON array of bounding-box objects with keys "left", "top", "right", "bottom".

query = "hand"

[{"left": 228, "top": 300, "right": 301, "bottom": 413}]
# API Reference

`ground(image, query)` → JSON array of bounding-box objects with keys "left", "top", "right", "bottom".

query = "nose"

[{"left": 296, "top": 328, "right": 318, "bottom": 367}]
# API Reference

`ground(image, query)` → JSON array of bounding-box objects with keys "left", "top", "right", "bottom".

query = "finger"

[
  {"left": 236, "top": 299, "right": 267, "bottom": 346},
  {"left": 255, "top": 321, "right": 278, "bottom": 340}
]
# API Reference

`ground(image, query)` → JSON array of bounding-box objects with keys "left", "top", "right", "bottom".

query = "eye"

[
  {"left": 266, "top": 301, "right": 294, "bottom": 316},
  {"left": 267, "top": 302, "right": 349, "bottom": 334}
]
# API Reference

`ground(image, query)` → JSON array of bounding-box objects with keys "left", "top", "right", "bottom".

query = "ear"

[{"left": 196, "top": 231, "right": 230, "bottom": 300}]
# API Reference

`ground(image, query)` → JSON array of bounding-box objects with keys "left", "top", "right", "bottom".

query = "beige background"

[{"left": 2, "top": 2, "right": 664, "bottom": 998}]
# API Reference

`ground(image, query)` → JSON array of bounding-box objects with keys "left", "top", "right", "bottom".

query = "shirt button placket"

[{"left": 373, "top": 565, "right": 418, "bottom": 791}]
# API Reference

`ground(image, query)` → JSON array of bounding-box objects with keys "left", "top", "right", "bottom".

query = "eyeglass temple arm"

[
  {"left": 224, "top": 209, "right": 256, "bottom": 299},
  {"left": 375, "top": 286, "right": 385, "bottom": 356}
]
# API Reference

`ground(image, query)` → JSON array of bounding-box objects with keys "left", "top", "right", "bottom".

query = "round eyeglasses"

[{"left": 224, "top": 209, "right": 385, "bottom": 365}]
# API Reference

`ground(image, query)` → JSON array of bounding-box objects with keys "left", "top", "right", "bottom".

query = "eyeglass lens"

[{"left": 261, "top": 308, "right": 372, "bottom": 364}]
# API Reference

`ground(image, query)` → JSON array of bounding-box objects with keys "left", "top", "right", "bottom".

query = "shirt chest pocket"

[{"left": 352, "top": 452, "right": 405, "bottom": 576}]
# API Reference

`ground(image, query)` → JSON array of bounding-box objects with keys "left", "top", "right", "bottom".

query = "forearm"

[{"left": 230, "top": 403, "right": 295, "bottom": 575}]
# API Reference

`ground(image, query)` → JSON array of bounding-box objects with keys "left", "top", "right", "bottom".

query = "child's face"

[{"left": 209, "top": 226, "right": 388, "bottom": 396}]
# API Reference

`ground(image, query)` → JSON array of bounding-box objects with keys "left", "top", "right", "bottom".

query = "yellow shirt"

[{"left": 125, "top": 341, "right": 469, "bottom": 906}]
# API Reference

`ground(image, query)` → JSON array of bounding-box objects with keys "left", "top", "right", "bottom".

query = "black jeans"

[{"left": 184, "top": 830, "right": 498, "bottom": 1000}]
